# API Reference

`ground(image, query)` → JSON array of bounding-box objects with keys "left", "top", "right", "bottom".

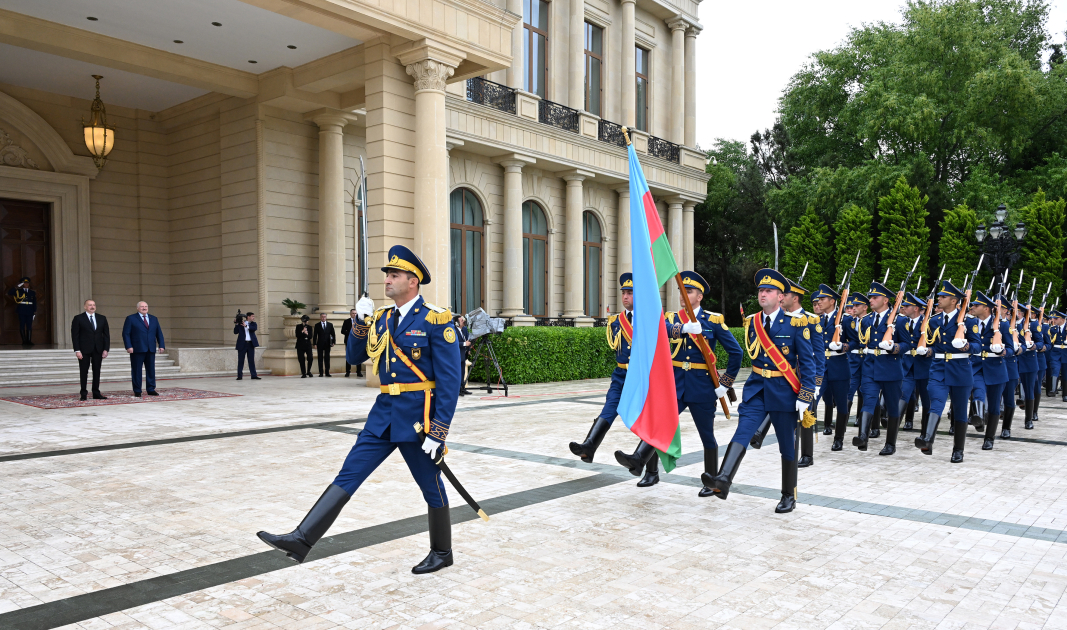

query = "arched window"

[
  {"left": 583, "top": 211, "right": 602, "bottom": 317},
  {"left": 522, "top": 201, "right": 548, "bottom": 316},
  {"left": 450, "top": 188, "right": 484, "bottom": 315}
]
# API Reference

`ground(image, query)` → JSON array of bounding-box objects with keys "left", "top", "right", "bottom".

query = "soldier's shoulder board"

[
  {"left": 421, "top": 302, "right": 453, "bottom": 325},
  {"left": 607, "top": 313, "right": 619, "bottom": 325},
  {"left": 706, "top": 311, "right": 725, "bottom": 324},
  {"left": 790, "top": 316, "right": 807, "bottom": 327},
  {"left": 664, "top": 311, "right": 677, "bottom": 321}
]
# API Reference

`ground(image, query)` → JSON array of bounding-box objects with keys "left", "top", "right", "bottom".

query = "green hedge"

[{"left": 468, "top": 326, "right": 750, "bottom": 385}]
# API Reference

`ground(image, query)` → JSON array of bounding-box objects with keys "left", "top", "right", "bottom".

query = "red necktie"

[{"left": 143, "top": 315, "right": 149, "bottom": 328}]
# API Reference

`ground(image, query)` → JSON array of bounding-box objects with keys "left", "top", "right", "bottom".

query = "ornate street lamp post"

[{"left": 975, "top": 204, "right": 1026, "bottom": 293}]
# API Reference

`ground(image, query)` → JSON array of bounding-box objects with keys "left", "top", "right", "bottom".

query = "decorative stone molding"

[
  {"left": 405, "top": 59, "right": 456, "bottom": 92},
  {"left": 516, "top": 90, "right": 541, "bottom": 121},
  {"left": 666, "top": 16, "right": 690, "bottom": 32},
  {"left": 579, "top": 111, "right": 600, "bottom": 139},
  {"left": 394, "top": 38, "right": 466, "bottom": 93},
  {"left": 0, "top": 126, "right": 38, "bottom": 169},
  {"left": 0, "top": 91, "right": 97, "bottom": 178}
]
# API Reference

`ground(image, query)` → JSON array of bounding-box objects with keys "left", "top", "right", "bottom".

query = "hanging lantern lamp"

[{"left": 82, "top": 75, "right": 115, "bottom": 168}]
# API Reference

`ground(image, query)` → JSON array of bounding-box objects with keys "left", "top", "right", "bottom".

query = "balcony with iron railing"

[
  {"left": 538, "top": 99, "right": 579, "bottom": 133},
  {"left": 647, "top": 135, "right": 680, "bottom": 163},
  {"left": 466, "top": 76, "right": 516, "bottom": 115},
  {"left": 598, "top": 119, "right": 627, "bottom": 148}
]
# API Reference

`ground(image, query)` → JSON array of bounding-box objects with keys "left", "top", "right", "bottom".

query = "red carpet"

[{"left": 1, "top": 388, "right": 240, "bottom": 409}]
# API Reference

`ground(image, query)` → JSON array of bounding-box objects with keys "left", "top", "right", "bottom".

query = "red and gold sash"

[
  {"left": 678, "top": 309, "right": 718, "bottom": 367},
  {"left": 751, "top": 315, "right": 801, "bottom": 393},
  {"left": 617, "top": 311, "right": 633, "bottom": 346},
  {"left": 389, "top": 335, "right": 433, "bottom": 433}
]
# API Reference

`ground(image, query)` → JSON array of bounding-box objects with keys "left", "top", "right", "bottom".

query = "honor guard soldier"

[
  {"left": 1046, "top": 312, "right": 1062, "bottom": 396},
  {"left": 1034, "top": 310, "right": 1051, "bottom": 422},
  {"left": 571, "top": 273, "right": 641, "bottom": 476},
  {"left": 704, "top": 269, "right": 816, "bottom": 513},
  {"left": 7, "top": 276, "right": 37, "bottom": 345},
  {"left": 816, "top": 284, "right": 857, "bottom": 451},
  {"left": 1015, "top": 302, "right": 1042, "bottom": 430},
  {"left": 913, "top": 280, "right": 981, "bottom": 462},
  {"left": 845, "top": 292, "right": 870, "bottom": 429},
  {"left": 1051, "top": 311, "right": 1067, "bottom": 402},
  {"left": 897, "top": 292, "right": 931, "bottom": 432},
  {"left": 998, "top": 295, "right": 1022, "bottom": 437},
  {"left": 966, "top": 291, "right": 1013, "bottom": 450},
  {"left": 615, "top": 270, "right": 743, "bottom": 497},
  {"left": 750, "top": 277, "right": 824, "bottom": 468},
  {"left": 854, "top": 281, "right": 911, "bottom": 454},
  {"left": 258, "top": 245, "right": 462, "bottom": 574}
]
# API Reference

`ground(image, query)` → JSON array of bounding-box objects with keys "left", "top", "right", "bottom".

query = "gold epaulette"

[
  {"left": 790, "top": 316, "right": 807, "bottom": 327},
  {"left": 707, "top": 312, "right": 725, "bottom": 324},
  {"left": 808, "top": 314, "right": 819, "bottom": 325},
  {"left": 607, "top": 313, "right": 619, "bottom": 326},
  {"left": 665, "top": 311, "right": 677, "bottom": 321},
  {"left": 422, "top": 302, "right": 453, "bottom": 325}
]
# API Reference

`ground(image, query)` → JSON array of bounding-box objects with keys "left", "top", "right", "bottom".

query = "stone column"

[
  {"left": 621, "top": 0, "right": 636, "bottom": 128},
  {"left": 563, "top": 171, "right": 592, "bottom": 321},
  {"left": 494, "top": 154, "right": 536, "bottom": 321},
  {"left": 684, "top": 26, "right": 701, "bottom": 147},
  {"left": 570, "top": 0, "right": 586, "bottom": 110},
  {"left": 507, "top": 0, "right": 524, "bottom": 89},
  {"left": 312, "top": 112, "right": 349, "bottom": 313},
  {"left": 668, "top": 18, "right": 687, "bottom": 145},
  {"left": 666, "top": 198, "right": 684, "bottom": 312},
  {"left": 398, "top": 43, "right": 464, "bottom": 308},
  {"left": 683, "top": 201, "right": 695, "bottom": 271},
  {"left": 616, "top": 187, "right": 631, "bottom": 274}
]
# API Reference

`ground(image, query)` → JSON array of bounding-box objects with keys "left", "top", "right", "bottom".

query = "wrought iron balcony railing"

[
  {"left": 466, "top": 77, "right": 516, "bottom": 115},
  {"left": 538, "top": 99, "right": 579, "bottom": 133},
  {"left": 648, "top": 136, "right": 681, "bottom": 163},
  {"left": 598, "top": 119, "right": 627, "bottom": 148}
]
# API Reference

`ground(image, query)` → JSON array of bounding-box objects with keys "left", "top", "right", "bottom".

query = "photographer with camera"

[{"left": 234, "top": 310, "right": 260, "bottom": 380}]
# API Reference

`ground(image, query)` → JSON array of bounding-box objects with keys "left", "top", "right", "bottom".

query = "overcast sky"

[{"left": 694, "top": 0, "right": 1067, "bottom": 150}]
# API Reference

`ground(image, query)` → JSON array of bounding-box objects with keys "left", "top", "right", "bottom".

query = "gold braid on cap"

[{"left": 385, "top": 255, "right": 424, "bottom": 282}]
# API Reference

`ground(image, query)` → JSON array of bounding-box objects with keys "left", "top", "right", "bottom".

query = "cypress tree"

[
  {"left": 1019, "top": 190, "right": 1066, "bottom": 301},
  {"left": 832, "top": 204, "right": 875, "bottom": 294},
  {"left": 781, "top": 206, "right": 832, "bottom": 290},
  {"left": 877, "top": 177, "right": 930, "bottom": 290},
  {"left": 938, "top": 204, "right": 979, "bottom": 293}
]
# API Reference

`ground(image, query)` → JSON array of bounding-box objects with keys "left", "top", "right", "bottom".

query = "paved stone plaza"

[{"left": 1, "top": 373, "right": 1066, "bottom": 629}]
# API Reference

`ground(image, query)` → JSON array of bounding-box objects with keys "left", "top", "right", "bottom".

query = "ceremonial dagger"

[{"left": 414, "top": 422, "right": 489, "bottom": 522}]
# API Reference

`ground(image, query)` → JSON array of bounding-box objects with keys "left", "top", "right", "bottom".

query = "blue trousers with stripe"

[
  {"left": 680, "top": 399, "right": 720, "bottom": 449},
  {"left": 732, "top": 393, "right": 798, "bottom": 461},
  {"left": 927, "top": 377, "right": 971, "bottom": 421},
  {"left": 598, "top": 368, "right": 626, "bottom": 422},
  {"left": 333, "top": 427, "right": 448, "bottom": 508},
  {"left": 1019, "top": 371, "right": 1039, "bottom": 401}
]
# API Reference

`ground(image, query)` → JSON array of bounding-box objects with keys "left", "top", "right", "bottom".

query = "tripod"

[{"left": 463, "top": 335, "right": 508, "bottom": 397}]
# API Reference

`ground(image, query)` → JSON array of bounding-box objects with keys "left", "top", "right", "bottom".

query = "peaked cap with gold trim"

[
  {"left": 681, "top": 270, "right": 709, "bottom": 294},
  {"left": 753, "top": 268, "right": 787, "bottom": 292},
  {"left": 619, "top": 272, "right": 634, "bottom": 289},
  {"left": 381, "top": 245, "right": 431, "bottom": 284},
  {"left": 786, "top": 277, "right": 808, "bottom": 296}
]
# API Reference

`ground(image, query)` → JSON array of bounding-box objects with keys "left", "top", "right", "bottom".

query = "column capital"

[
  {"left": 683, "top": 200, "right": 697, "bottom": 211},
  {"left": 306, "top": 109, "right": 354, "bottom": 129},
  {"left": 492, "top": 153, "right": 537, "bottom": 171},
  {"left": 666, "top": 16, "right": 690, "bottom": 32},
  {"left": 561, "top": 169, "right": 594, "bottom": 182},
  {"left": 394, "top": 38, "right": 465, "bottom": 93},
  {"left": 666, "top": 197, "right": 685, "bottom": 208},
  {"left": 615, "top": 186, "right": 630, "bottom": 196},
  {"left": 620, "top": 0, "right": 636, "bottom": 4},
  {"left": 686, "top": 24, "right": 703, "bottom": 38}
]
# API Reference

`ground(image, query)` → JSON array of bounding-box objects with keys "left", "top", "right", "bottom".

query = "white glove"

[
  {"left": 795, "top": 400, "right": 809, "bottom": 414},
  {"left": 1026, "top": 339, "right": 1035, "bottom": 349},
  {"left": 951, "top": 337, "right": 967, "bottom": 349},
  {"left": 422, "top": 437, "right": 440, "bottom": 457},
  {"left": 878, "top": 340, "right": 894, "bottom": 351},
  {"left": 356, "top": 296, "right": 375, "bottom": 320},
  {"left": 682, "top": 322, "right": 702, "bottom": 335},
  {"left": 814, "top": 386, "right": 821, "bottom": 400},
  {"left": 829, "top": 341, "right": 843, "bottom": 352},
  {"left": 714, "top": 385, "right": 728, "bottom": 399},
  {"left": 916, "top": 346, "right": 929, "bottom": 356},
  {"left": 990, "top": 343, "right": 1004, "bottom": 354},
  {"left": 1014, "top": 342, "right": 1021, "bottom": 353}
]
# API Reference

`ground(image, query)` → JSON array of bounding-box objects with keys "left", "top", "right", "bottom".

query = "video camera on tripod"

[{"left": 462, "top": 308, "right": 508, "bottom": 396}]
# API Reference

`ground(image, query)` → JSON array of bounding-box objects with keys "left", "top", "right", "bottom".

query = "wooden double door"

[{"left": 1, "top": 198, "right": 51, "bottom": 346}]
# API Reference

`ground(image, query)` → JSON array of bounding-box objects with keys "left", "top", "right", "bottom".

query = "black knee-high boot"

[
  {"left": 697, "top": 447, "right": 718, "bottom": 497},
  {"left": 950, "top": 421, "right": 967, "bottom": 463},
  {"left": 775, "top": 458, "right": 797, "bottom": 514},
  {"left": 257, "top": 484, "right": 351, "bottom": 563},
  {"left": 750, "top": 414, "right": 772, "bottom": 449},
  {"left": 904, "top": 395, "right": 917, "bottom": 430},
  {"left": 879, "top": 416, "right": 899, "bottom": 455},
  {"left": 823, "top": 401, "right": 834, "bottom": 435},
  {"left": 983, "top": 411, "right": 999, "bottom": 450},
  {"left": 412, "top": 506, "right": 453, "bottom": 574},
  {"left": 832, "top": 404, "right": 848, "bottom": 451},
  {"left": 1024, "top": 397, "right": 1035, "bottom": 430},
  {"left": 615, "top": 440, "right": 656, "bottom": 476},
  {"left": 637, "top": 453, "right": 660, "bottom": 487},
  {"left": 915, "top": 413, "right": 940, "bottom": 454},
  {"left": 798, "top": 425, "right": 814, "bottom": 467},
  {"left": 1001, "top": 401, "right": 1015, "bottom": 438},
  {"left": 705, "top": 442, "right": 746, "bottom": 500},
  {"left": 570, "top": 417, "right": 612, "bottom": 463},
  {"left": 853, "top": 412, "right": 872, "bottom": 451}
]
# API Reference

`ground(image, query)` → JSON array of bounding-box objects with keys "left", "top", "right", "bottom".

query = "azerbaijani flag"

[{"left": 617, "top": 141, "right": 682, "bottom": 471}]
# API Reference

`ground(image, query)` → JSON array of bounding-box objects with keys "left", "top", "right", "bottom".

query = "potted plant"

[{"left": 282, "top": 298, "right": 307, "bottom": 316}]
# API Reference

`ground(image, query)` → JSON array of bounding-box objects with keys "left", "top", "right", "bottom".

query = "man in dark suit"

[
  {"left": 341, "top": 308, "right": 364, "bottom": 377},
  {"left": 455, "top": 315, "right": 472, "bottom": 395},
  {"left": 313, "top": 312, "right": 336, "bottom": 376},
  {"left": 121, "top": 301, "right": 166, "bottom": 396},
  {"left": 71, "top": 298, "right": 110, "bottom": 400},
  {"left": 235, "top": 312, "right": 261, "bottom": 380}
]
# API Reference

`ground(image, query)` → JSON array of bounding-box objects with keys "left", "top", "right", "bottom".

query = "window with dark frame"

[
  {"left": 583, "top": 211, "right": 603, "bottom": 317},
  {"left": 635, "top": 46, "right": 649, "bottom": 132},
  {"left": 522, "top": 200, "right": 548, "bottom": 317},
  {"left": 584, "top": 22, "right": 603, "bottom": 116},
  {"left": 449, "top": 188, "right": 485, "bottom": 316},
  {"left": 523, "top": 0, "right": 549, "bottom": 98}
]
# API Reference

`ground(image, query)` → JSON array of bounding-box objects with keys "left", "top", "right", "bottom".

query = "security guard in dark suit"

[
  {"left": 913, "top": 280, "right": 981, "bottom": 462},
  {"left": 855, "top": 281, "right": 911, "bottom": 454},
  {"left": 816, "top": 285, "right": 856, "bottom": 451},
  {"left": 616, "top": 270, "right": 743, "bottom": 496},
  {"left": 7, "top": 276, "right": 37, "bottom": 345},
  {"left": 571, "top": 273, "right": 636, "bottom": 469},
  {"left": 706, "top": 269, "right": 816, "bottom": 513},
  {"left": 258, "top": 245, "right": 461, "bottom": 574},
  {"left": 966, "top": 291, "right": 1013, "bottom": 450}
]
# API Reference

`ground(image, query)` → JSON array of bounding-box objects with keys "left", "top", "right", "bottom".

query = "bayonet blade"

[
  {"left": 883, "top": 267, "right": 890, "bottom": 284},
  {"left": 798, "top": 261, "right": 809, "bottom": 284},
  {"left": 772, "top": 223, "right": 779, "bottom": 271}
]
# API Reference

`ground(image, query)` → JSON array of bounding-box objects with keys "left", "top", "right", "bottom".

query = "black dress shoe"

[
  {"left": 412, "top": 549, "right": 453, "bottom": 574},
  {"left": 93, "top": 393, "right": 107, "bottom": 400},
  {"left": 982, "top": 439, "right": 994, "bottom": 450},
  {"left": 878, "top": 443, "right": 896, "bottom": 456},
  {"left": 950, "top": 450, "right": 964, "bottom": 463},
  {"left": 797, "top": 455, "right": 813, "bottom": 468},
  {"left": 146, "top": 391, "right": 159, "bottom": 396},
  {"left": 822, "top": 426, "right": 833, "bottom": 435},
  {"left": 1001, "top": 429, "right": 1011, "bottom": 439},
  {"left": 903, "top": 420, "right": 913, "bottom": 430},
  {"left": 236, "top": 377, "right": 243, "bottom": 380},
  {"left": 80, "top": 393, "right": 88, "bottom": 401},
  {"left": 344, "top": 373, "right": 350, "bottom": 377},
  {"left": 325, "top": 373, "right": 332, "bottom": 377},
  {"left": 133, "top": 392, "right": 142, "bottom": 397},
  {"left": 869, "top": 427, "right": 881, "bottom": 439},
  {"left": 831, "top": 439, "right": 843, "bottom": 451},
  {"left": 301, "top": 374, "right": 307, "bottom": 378},
  {"left": 251, "top": 376, "right": 261, "bottom": 380}
]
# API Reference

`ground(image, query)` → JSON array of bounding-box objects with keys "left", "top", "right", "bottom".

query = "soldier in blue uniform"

[
  {"left": 845, "top": 292, "right": 869, "bottom": 429},
  {"left": 6, "top": 276, "right": 37, "bottom": 345},
  {"left": 997, "top": 296, "right": 1022, "bottom": 438},
  {"left": 854, "top": 281, "right": 911, "bottom": 454},
  {"left": 750, "top": 277, "right": 824, "bottom": 468},
  {"left": 965, "top": 291, "right": 1014, "bottom": 450},
  {"left": 815, "top": 284, "right": 856, "bottom": 451},
  {"left": 615, "top": 270, "right": 743, "bottom": 497},
  {"left": 570, "top": 273, "right": 645, "bottom": 479},
  {"left": 1051, "top": 311, "right": 1067, "bottom": 402},
  {"left": 258, "top": 245, "right": 461, "bottom": 574},
  {"left": 1034, "top": 311, "right": 1051, "bottom": 422},
  {"left": 704, "top": 269, "right": 816, "bottom": 513},
  {"left": 897, "top": 292, "right": 931, "bottom": 432},
  {"left": 1015, "top": 303, "right": 1043, "bottom": 430},
  {"left": 913, "top": 280, "right": 981, "bottom": 462},
  {"left": 1045, "top": 311, "right": 1062, "bottom": 396}
]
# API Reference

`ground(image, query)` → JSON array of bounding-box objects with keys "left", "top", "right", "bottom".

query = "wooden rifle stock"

[
  {"left": 953, "top": 288, "right": 972, "bottom": 340},
  {"left": 675, "top": 275, "right": 732, "bottom": 417},
  {"left": 917, "top": 295, "right": 936, "bottom": 350},
  {"left": 881, "top": 289, "right": 905, "bottom": 344},
  {"left": 992, "top": 297, "right": 1003, "bottom": 348}
]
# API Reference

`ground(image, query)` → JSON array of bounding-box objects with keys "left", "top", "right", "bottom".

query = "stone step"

[
  {"left": 0, "top": 370, "right": 259, "bottom": 388},
  {"left": 0, "top": 361, "right": 178, "bottom": 373}
]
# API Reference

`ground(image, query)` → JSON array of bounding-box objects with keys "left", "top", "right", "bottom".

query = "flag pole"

[{"left": 621, "top": 125, "right": 730, "bottom": 419}]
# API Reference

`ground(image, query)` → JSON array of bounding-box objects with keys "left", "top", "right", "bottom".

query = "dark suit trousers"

[
  {"left": 297, "top": 347, "right": 313, "bottom": 375},
  {"left": 237, "top": 347, "right": 257, "bottom": 377},
  {"left": 79, "top": 352, "right": 103, "bottom": 394},
  {"left": 317, "top": 347, "right": 331, "bottom": 375},
  {"left": 130, "top": 352, "right": 156, "bottom": 393}
]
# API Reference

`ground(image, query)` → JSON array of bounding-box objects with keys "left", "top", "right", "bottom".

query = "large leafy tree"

[
  {"left": 781, "top": 207, "right": 832, "bottom": 290},
  {"left": 1018, "top": 189, "right": 1066, "bottom": 298},
  {"left": 878, "top": 177, "right": 931, "bottom": 289},
  {"left": 833, "top": 204, "right": 876, "bottom": 294},
  {"left": 938, "top": 205, "right": 980, "bottom": 291}
]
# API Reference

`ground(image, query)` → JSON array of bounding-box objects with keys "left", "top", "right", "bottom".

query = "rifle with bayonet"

[
  {"left": 832, "top": 250, "right": 861, "bottom": 347},
  {"left": 882, "top": 255, "right": 920, "bottom": 345},
  {"left": 917, "top": 264, "right": 946, "bottom": 351},
  {"left": 992, "top": 270, "right": 1009, "bottom": 349},
  {"left": 953, "top": 255, "right": 984, "bottom": 341},
  {"left": 1024, "top": 277, "right": 1037, "bottom": 346}
]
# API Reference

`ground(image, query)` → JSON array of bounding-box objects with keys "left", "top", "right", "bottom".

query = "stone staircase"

[{"left": 0, "top": 349, "right": 264, "bottom": 388}]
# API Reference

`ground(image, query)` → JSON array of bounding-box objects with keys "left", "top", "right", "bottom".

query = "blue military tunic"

[
  {"left": 969, "top": 316, "right": 1013, "bottom": 415},
  {"left": 899, "top": 314, "right": 932, "bottom": 415},
  {"left": 342, "top": 295, "right": 462, "bottom": 507},
  {"left": 598, "top": 310, "right": 634, "bottom": 422},
  {"left": 857, "top": 310, "right": 911, "bottom": 415},
  {"left": 924, "top": 309, "right": 981, "bottom": 418}
]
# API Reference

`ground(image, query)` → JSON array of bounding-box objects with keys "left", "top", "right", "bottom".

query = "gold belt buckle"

[
  {"left": 682, "top": 361, "right": 691, "bottom": 371},
  {"left": 388, "top": 383, "right": 401, "bottom": 395},
  {"left": 945, "top": 353, "right": 953, "bottom": 360}
]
